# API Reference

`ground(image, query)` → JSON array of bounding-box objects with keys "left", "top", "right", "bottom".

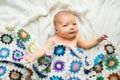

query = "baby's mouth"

[{"left": 69, "top": 32, "right": 76, "bottom": 34}]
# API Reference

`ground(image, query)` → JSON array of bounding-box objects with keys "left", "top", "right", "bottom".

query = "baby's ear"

[{"left": 55, "top": 28, "right": 58, "bottom": 33}]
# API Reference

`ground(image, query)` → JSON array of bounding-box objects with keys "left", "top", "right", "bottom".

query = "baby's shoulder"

[{"left": 48, "top": 36, "right": 57, "bottom": 43}]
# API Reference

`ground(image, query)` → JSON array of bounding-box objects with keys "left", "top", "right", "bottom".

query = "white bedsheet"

[{"left": 0, "top": 0, "right": 120, "bottom": 48}]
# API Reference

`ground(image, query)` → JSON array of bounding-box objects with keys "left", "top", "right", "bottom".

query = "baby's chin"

[{"left": 66, "top": 35, "right": 76, "bottom": 39}]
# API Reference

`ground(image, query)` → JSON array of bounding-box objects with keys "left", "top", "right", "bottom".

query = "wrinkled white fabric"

[{"left": 0, "top": 0, "right": 120, "bottom": 48}]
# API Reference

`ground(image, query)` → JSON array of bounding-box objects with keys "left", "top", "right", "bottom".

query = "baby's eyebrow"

[{"left": 63, "top": 22, "right": 69, "bottom": 25}]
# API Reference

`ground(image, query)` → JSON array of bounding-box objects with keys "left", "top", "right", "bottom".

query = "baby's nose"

[{"left": 70, "top": 25, "right": 74, "bottom": 30}]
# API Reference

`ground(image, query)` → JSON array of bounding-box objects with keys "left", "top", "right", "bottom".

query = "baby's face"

[{"left": 55, "top": 14, "right": 78, "bottom": 39}]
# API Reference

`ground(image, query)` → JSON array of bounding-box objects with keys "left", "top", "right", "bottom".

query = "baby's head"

[
  {"left": 54, "top": 11, "right": 75, "bottom": 27},
  {"left": 53, "top": 11, "right": 78, "bottom": 39}
]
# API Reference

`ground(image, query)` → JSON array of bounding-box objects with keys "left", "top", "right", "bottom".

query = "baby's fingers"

[
  {"left": 103, "top": 34, "right": 108, "bottom": 38},
  {"left": 21, "top": 54, "right": 32, "bottom": 61},
  {"left": 101, "top": 34, "right": 108, "bottom": 40},
  {"left": 22, "top": 60, "right": 31, "bottom": 64}
]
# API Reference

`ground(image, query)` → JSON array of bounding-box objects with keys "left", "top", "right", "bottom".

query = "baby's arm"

[
  {"left": 77, "top": 34, "right": 108, "bottom": 49},
  {"left": 23, "top": 37, "right": 54, "bottom": 63}
]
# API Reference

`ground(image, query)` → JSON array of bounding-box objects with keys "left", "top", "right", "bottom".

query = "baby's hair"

[{"left": 53, "top": 11, "right": 74, "bottom": 27}]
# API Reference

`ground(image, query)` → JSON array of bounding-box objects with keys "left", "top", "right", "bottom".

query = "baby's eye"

[
  {"left": 73, "top": 23, "right": 76, "bottom": 25},
  {"left": 63, "top": 25, "right": 68, "bottom": 27}
]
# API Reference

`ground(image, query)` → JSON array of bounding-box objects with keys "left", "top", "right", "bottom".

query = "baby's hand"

[
  {"left": 97, "top": 34, "right": 108, "bottom": 42},
  {"left": 22, "top": 52, "right": 36, "bottom": 66}
]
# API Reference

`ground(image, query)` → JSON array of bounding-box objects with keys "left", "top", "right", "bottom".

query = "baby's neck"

[{"left": 54, "top": 35, "right": 78, "bottom": 46}]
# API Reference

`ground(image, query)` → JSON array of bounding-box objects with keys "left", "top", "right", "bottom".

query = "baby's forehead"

[
  {"left": 55, "top": 12, "right": 74, "bottom": 22},
  {"left": 55, "top": 11, "right": 73, "bottom": 17}
]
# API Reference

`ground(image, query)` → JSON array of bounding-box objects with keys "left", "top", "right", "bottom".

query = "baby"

[{"left": 23, "top": 11, "right": 108, "bottom": 64}]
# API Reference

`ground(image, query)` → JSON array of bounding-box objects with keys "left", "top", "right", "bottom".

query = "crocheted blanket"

[
  {"left": 0, "top": 26, "right": 38, "bottom": 80},
  {"left": 0, "top": 26, "right": 120, "bottom": 80},
  {"left": 32, "top": 43, "right": 120, "bottom": 80}
]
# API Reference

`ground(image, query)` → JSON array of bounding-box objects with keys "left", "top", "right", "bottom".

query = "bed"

[{"left": 0, "top": 0, "right": 120, "bottom": 80}]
